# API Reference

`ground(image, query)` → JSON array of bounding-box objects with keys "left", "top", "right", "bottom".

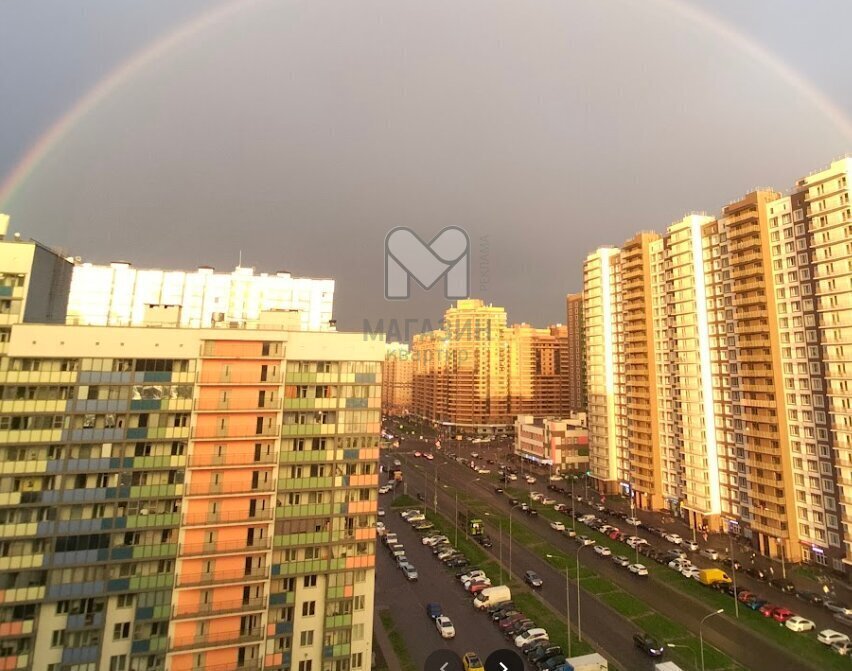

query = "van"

[
  {"left": 473, "top": 585, "right": 511, "bottom": 610},
  {"left": 698, "top": 568, "right": 731, "bottom": 586}
]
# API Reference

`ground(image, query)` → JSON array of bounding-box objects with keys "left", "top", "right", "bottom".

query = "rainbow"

[{"left": 1, "top": 0, "right": 849, "bottom": 210}]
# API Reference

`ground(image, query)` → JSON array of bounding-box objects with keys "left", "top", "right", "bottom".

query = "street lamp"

[
  {"left": 776, "top": 537, "right": 787, "bottom": 579},
  {"left": 575, "top": 543, "right": 592, "bottom": 642},
  {"left": 508, "top": 502, "right": 523, "bottom": 576},
  {"left": 665, "top": 643, "right": 698, "bottom": 670},
  {"left": 727, "top": 532, "right": 739, "bottom": 619},
  {"left": 699, "top": 609, "right": 725, "bottom": 671}
]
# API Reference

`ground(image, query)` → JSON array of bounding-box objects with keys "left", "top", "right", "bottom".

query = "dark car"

[
  {"left": 494, "top": 486, "right": 504, "bottom": 494},
  {"left": 746, "top": 567, "right": 768, "bottom": 581},
  {"left": 721, "top": 558, "right": 742, "bottom": 571},
  {"left": 505, "top": 619, "right": 536, "bottom": 638},
  {"left": 537, "top": 655, "right": 567, "bottom": 671},
  {"left": 796, "top": 591, "right": 824, "bottom": 606},
  {"left": 446, "top": 556, "right": 470, "bottom": 568},
  {"left": 633, "top": 633, "right": 665, "bottom": 657},
  {"left": 509, "top": 498, "right": 520, "bottom": 506},
  {"left": 426, "top": 603, "right": 442, "bottom": 620},
  {"left": 477, "top": 536, "right": 494, "bottom": 548},
  {"left": 528, "top": 645, "right": 561, "bottom": 662},
  {"left": 768, "top": 578, "right": 796, "bottom": 594},
  {"left": 498, "top": 613, "right": 527, "bottom": 632},
  {"left": 493, "top": 609, "right": 521, "bottom": 623},
  {"left": 525, "top": 507, "right": 539, "bottom": 517},
  {"left": 745, "top": 597, "right": 768, "bottom": 611},
  {"left": 524, "top": 571, "right": 544, "bottom": 588}
]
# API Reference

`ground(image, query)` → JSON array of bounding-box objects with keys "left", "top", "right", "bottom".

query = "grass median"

[{"left": 379, "top": 609, "right": 417, "bottom": 671}]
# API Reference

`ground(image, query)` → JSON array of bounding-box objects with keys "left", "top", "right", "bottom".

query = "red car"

[
  {"left": 737, "top": 591, "right": 755, "bottom": 604},
  {"left": 771, "top": 608, "right": 795, "bottom": 623},
  {"left": 759, "top": 604, "right": 779, "bottom": 617}
]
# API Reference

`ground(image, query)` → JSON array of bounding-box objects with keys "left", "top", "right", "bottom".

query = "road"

[
  {"left": 393, "top": 441, "right": 821, "bottom": 671},
  {"left": 375, "top": 510, "right": 519, "bottom": 668}
]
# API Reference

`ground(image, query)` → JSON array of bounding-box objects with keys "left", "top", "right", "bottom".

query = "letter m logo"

[{"left": 385, "top": 227, "right": 470, "bottom": 300}]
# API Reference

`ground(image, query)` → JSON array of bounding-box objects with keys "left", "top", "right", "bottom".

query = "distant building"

[
  {"left": 0, "top": 214, "right": 74, "bottom": 343},
  {"left": 67, "top": 261, "right": 335, "bottom": 331},
  {"left": 565, "top": 293, "right": 586, "bottom": 412},
  {"left": 411, "top": 299, "right": 571, "bottom": 435},
  {"left": 514, "top": 413, "right": 589, "bottom": 473},
  {"left": 382, "top": 342, "right": 413, "bottom": 415}
]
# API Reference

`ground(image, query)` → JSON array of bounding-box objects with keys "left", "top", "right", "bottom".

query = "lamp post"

[
  {"left": 776, "top": 537, "right": 787, "bottom": 580},
  {"left": 508, "top": 503, "right": 522, "bottom": 576},
  {"left": 454, "top": 492, "right": 459, "bottom": 547},
  {"left": 570, "top": 476, "right": 576, "bottom": 531},
  {"left": 575, "top": 544, "right": 592, "bottom": 642},
  {"left": 565, "top": 563, "right": 572, "bottom": 657},
  {"left": 728, "top": 532, "right": 739, "bottom": 619},
  {"left": 699, "top": 609, "right": 725, "bottom": 671},
  {"left": 666, "top": 643, "right": 698, "bottom": 670}
]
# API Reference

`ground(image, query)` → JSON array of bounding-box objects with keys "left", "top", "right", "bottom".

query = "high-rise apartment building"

[
  {"left": 582, "top": 157, "right": 852, "bottom": 571},
  {"left": 410, "top": 300, "right": 570, "bottom": 435},
  {"left": 67, "top": 262, "right": 335, "bottom": 332},
  {"left": 565, "top": 294, "right": 586, "bottom": 412},
  {"left": 0, "top": 284, "right": 381, "bottom": 670},
  {"left": 381, "top": 343, "right": 413, "bottom": 416}
]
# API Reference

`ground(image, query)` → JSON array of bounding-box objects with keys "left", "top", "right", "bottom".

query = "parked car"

[
  {"left": 515, "top": 628, "right": 549, "bottom": 649},
  {"left": 628, "top": 563, "right": 649, "bottom": 577},
  {"left": 825, "top": 601, "right": 852, "bottom": 616},
  {"left": 462, "top": 653, "right": 485, "bottom": 671},
  {"left": 549, "top": 521, "right": 566, "bottom": 532},
  {"left": 721, "top": 557, "right": 742, "bottom": 571},
  {"left": 683, "top": 540, "right": 700, "bottom": 552},
  {"left": 784, "top": 616, "right": 815, "bottom": 632},
  {"left": 832, "top": 640, "right": 852, "bottom": 656},
  {"left": 682, "top": 566, "right": 701, "bottom": 580},
  {"left": 593, "top": 545, "right": 612, "bottom": 557},
  {"left": 576, "top": 536, "right": 595, "bottom": 546},
  {"left": 524, "top": 571, "right": 544, "bottom": 588},
  {"left": 699, "top": 548, "right": 719, "bottom": 560},
  {"left": 435, "top": 616, "right": 455, "bottom": 639},
  {"left": 625, "top": 516, "right": 641, "bottom": 526},
  {"left": 818, "top": 630, "right": 850, "bottom": 646},
  {"left": 768, "top": 578, "right": 796, "bottom": 594},
  {"left": 633, "top": 633, "right": 664, "bottom": 657},
  {"left": 664, "top": 533, "right": 683, "bottom": 545},
  {"left": 612, "top": 555, "right": 630, "bottom": 568},
  {"left": 426, "top": 603, "right": 442, "bottom": 620},
  {"left": 796, "top": 591, "right": 824, "bottom": 606},
  {"left": 400, "top": 563, "right": 418, "bottom": 581},
  {"left": 745, "top": 567, "right": 768, "bottom": 581},
  {"left": 477, "top": 535, "right": 494, "bottom": 548}
]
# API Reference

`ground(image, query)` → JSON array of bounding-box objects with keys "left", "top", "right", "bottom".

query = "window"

[
  {"left": 113, "top": 622, "right": 131, "bottom": 640},
  {"left": 352, "top": 653, "right": 364, "bottom": 669},
  {"left": 354, "top": 595, "right": 366, "bottom": 611},
  {"left": 303, "top": 575, "right": 317, "bottom": 588},
  {"left": 117, "top": 594, "right": 134, "bottom": 608},
  {"left": 300, "top": 630, "right": 314, "bottom": 646},
  {"left": 109, "top": 655, "right": 128, "bottom": 671},
  {"left": 51, "top": 630, "right": 66, "bottom": 647},
  {"left": 299, "top": 661, "right": 313, "bottom": 671},
  {"left": 301, "top": 601, "right": 316, "bottom": 617}
]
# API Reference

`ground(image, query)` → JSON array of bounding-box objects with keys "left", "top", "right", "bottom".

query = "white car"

[
  {"left": 628, "top": 563, "right": 648, "bottom": 576},
  {"left": 425, "top": 453, "right": 434, "bottom": 461},
  {"left": 541, "top": 497, "right": 556, "bottom": 506},
  {"left": 423, "top": 535, "right": 448, "bottom": 546},
  {"left": 530, "top": 492, "right": 544, "bottom": 502},
  {"left": 683, "top": 540, "right": 700, "bottom": 552},
  {"left": 669, "top": 559, "right": 691, "bottom": 571},
  {"left": 460, "top": 570, "right": 486, "bottom": 584},
  {"left": 514, "top": 627, "right": 548, "bottom": 649},
  {"left": 464, "top": 577, "right": 492, "bottom": 591},
  {"left": 577, "top": 536, "right": 596, "bottom": 546},
  {"left": 626, "top": 536, "right": 647, "bottom": 549},
  {"left": 593, "top": 545, "right": 612, "bottom": 557},
  {"left": 612, "top": 555, "right": 630, "bottom": 567},
  {"left": 818, "top": 629, "right": 850, "bottom": 646},
  {"left": 476, "top": 468, "right": 491, "bottom": 474},
  {"left": 507, "top": 473, "right": 518, "bottom": 481},
  {"left": 400, "top": 563, "right": 418, "bottom": 581},
  {"left": 377, "top": 509, "right": 385, "bottom": 518},
  {"left": 550, "top": 521, "right": 566, "bottom": 532},
  {"left": 525, "top": 476, "right": 537, "bottom": 484},
  {"left": 681, "top": 566, "right": 701, "bottom": 580},
  {"left": 435, "top": 616, "right": 455, "bottom": 639},
  {"left": 699, "top": 548, "right": 719, "bottom": 560},
  {"left": 664, "top": 533, "right": 683, "bottom": 545},
  {"left": 785, "top": 616, "right": 815, "bottom": 633},
  {"left": 549, "top": 475, "right": 564, "bottom": 482},
  {"left": 625, "top": 517, "right": 641, "bottom": 526}
]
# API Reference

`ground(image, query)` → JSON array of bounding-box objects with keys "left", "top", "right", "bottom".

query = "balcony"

[
  {"left": 188, "top": 452, "right": 277, "bottom": 468},
  {"left": 185, "top": 481, "right": 276, "bottom": 497},
  {"left": 177, "top": 566, "right": 269, "bottom": 588},
  {"left": 180, "top": 538, "right": 271, "bottom": 557},
  {"left": 182, "top": 509, "right": 274, "bottom": 526},
  {"left": 198, "top": 374, "right": 282, "bottom": 385},
  {"left": 195, "top": 399, "right": 283, "bottom": 412},
  {"left": 170, "top": 626, "right": 264, "bottom": 651},
  {"left": 188, "top": 663, "right": 261, "bottom": 671},
  {"left": 173, "top": 596, "right": 267, "bottom": 619},
  {"left": 192, "top": 425, "right": 280, "bottom": 440}
]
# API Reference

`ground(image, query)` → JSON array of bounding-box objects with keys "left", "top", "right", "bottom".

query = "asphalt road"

[
  {"left": 375, "top": 510, "right": 518, "bottom": 669},
  {"left": 394, "top": 442, "right": 821, "bottom": 671}
]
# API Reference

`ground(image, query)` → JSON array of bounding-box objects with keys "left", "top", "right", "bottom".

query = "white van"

[{"left": 473, "top": 585, "right": 511, "bottom": 610}]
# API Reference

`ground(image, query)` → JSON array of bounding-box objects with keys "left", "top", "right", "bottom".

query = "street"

[{"left": 391, "top": 437, "right": 822, "bottom": 671}]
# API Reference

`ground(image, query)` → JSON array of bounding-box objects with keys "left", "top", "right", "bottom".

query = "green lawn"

[
  {"left": 599, "top": 591, "right": 652, "bottom": 618},
  {"left": 379, "top": 609, "right": 418, "bottom": 671},
  {"left": 512, "top": 592, "right": 593, "bottom": 657},
  {"left": 391, "top": 493, "right": 420, "bottom": 508}
]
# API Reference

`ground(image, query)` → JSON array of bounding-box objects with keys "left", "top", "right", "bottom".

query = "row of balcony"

[
  {"left": 173, "top": 596, "right": 267, "bottom": 620},
  {"left": 170, "top": 626, "right": 264, "bottom": 651},
  {"left": 180, "top": 538, "right": 271, "bottom": 557}
]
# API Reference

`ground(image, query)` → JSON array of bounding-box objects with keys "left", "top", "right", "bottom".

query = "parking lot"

[{"left": 375, "top": 508, "right": 512, "bottom": 668}]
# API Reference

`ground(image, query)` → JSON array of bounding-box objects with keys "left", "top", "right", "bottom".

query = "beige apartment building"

[
  {"left": 565, "top": 294, "right": 586, "bottom": 412},
  {"left": 410, "top": 300, "right": 571, "bottom": 435},
  {"left": 381, "top": 343, "right": 413, "bottom": 416},
  {"left": 582, "top": 157, "right": 852, "bottom": 570},
  {"left": 0, "top": 226, "right": 382, "bottom": 671}
]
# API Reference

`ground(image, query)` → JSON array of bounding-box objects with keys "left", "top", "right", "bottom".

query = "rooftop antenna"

[{"left": 238, "top": 250, "right": 242, "bottom": 268}]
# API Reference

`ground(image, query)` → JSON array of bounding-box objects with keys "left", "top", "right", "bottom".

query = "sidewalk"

[{"left": 373, "top": 611, "right": 403, "bottom": 671}]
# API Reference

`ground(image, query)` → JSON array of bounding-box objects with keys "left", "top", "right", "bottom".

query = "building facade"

[
  {"left": 410, "top": 300, "right": 571, "bottom": 435},
  {"left": 0, "top": 319, "right": 382, "bottom": 671},
  {"left": 565, "top": 294, "right": 586, "bottom": 413},
  {"left": 67, "top": 263, "right": 335, "bottom": 332},
  {"left": 514, "top": 413, "right": 589, "bottom": 473},
  {"left": 582, "top": 157, "right": 852, "bottom": 571},
  {"left": 381, "top": 343, "right": 413, "bottom": 416}
]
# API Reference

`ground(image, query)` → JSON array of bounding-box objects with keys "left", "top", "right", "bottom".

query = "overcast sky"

[{"left": 0, "top": 0, "right": 849, "bottom": 336}]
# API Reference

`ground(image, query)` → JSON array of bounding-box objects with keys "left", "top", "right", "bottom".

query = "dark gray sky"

[{"left": 1, "top": 0, "right": 850, "bottom": 336}]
